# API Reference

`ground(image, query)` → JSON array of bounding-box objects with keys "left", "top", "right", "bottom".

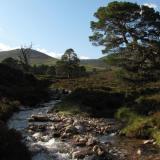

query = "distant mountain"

[
  {"left": 80, "top": 59, "right": 106, "bottom": 71},
  {"left": 0, "top": 49, "right": 106, "bottom": 70},
  {"left": 0, "top": 49, "right": 57, "bottom": 65}
]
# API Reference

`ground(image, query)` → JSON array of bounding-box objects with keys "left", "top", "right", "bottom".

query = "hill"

[
  {"left": 80, "top": 59, "right": 106, "bottom": 71},
  {"left": 0, "top": 49, "right": 106, "bottom": 69},
  {"left": 0, "top": 49, "right": 57, "bottom": 65}
]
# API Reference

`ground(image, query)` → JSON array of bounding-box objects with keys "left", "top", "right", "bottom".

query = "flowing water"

[
  {"left": 7, "top": 100, "right": 160, "bottom": 160},
  {"left": 7, "top": 100, "right": 73, "bottom": 160}
]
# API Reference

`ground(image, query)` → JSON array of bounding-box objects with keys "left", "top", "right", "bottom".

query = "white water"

[{"left": 7, "top": 100, "right": 72, "bottom": 160}]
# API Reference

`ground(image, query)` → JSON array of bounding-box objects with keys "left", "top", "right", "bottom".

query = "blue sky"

[{"left": 0, "top": 0, "right": 159, "bottom": 59}]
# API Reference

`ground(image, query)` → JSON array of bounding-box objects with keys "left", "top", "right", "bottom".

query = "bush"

[
  {"left": 0, "top": 99, "right": 19, "bottom": 121},
  {"left": 0, "top": 64, "right": 51, "bottom": 106},
  {"left": 135, "top": 95, "right": 160, "bottom": 114},
  {"left": 0, "top": 123, "right": 31, "bottom": 160},
  {"left": 115, "top": 107, "right": 137, "bottom": 123},
  {"left": 61, "top": 88, "right": 125, "bottom": 117}
]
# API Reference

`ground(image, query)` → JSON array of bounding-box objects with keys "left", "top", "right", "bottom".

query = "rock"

[
  {"left": 143, "top": 139, "right": 154, "bottom": 144},
  {"left": 32, "top": 132, "right": 42, "bottom": 139},
  {"left": 92, "top": 145, "right": 105, "bottom": 156},
  {"left": 60, "top": 132, "right": 71, "bottom": 139},
  {"left": 65, "top": 125, "right": 78, "bottom": 134},
  {"left": 75, "top": 124, "right": 85, "bottom": 133},
  {"left": 72, "top": 151, "right": 86, "bottom": 159},
  {"left": 137, "top": 148, "right": 141, "bottom": 155},
  {"left": 66, "top": 118, "right": 74, "bottom": 124},
  {"left": 86, "top": 137, "right": 97, "bottom": 146},
  {"left": 30, "top": 115, "right": 51, "bottom": 122},
  {"left": 97, "top": 147, "right": 105, "bottom": 156},
  {"left": 72, "top": 148, "right": 93, "bottom": 159}
]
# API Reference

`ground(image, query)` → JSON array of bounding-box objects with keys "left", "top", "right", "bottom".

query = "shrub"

[
  {"left": 0, "top": 123, "right": 31, "bottom": 160},
  {"left": 0, "top": 99, "right": 20, "bottom": 121},
  {"left": 135, "top": 95, "right": 160, "bottom": 114},
  {"left": 0, "top": 64, "right": 51, "bottom": 106},
  {"left": 115, "top": 107, "right": 137, "bottom": 123}
]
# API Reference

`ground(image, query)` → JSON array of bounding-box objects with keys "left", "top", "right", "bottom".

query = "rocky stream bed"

[{"left": 7, "top": 100, "right": 160, "bottom": 160}]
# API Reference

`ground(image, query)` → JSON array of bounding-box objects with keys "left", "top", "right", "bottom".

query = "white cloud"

[
  {"left": 144, "top": 3, "right": 157, "bottom": 9},
  {"left": 0, "top": 43, "right": 15, "bottom": 51},
  {"left": 80, "top": 56, "right": 90, "bottom": 59},
  {"left": 36, "top": 48, "right": 62, "bottom": 59}
]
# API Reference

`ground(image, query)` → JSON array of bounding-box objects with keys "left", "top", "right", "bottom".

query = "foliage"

[
  {"left": 1, "top": 57, "right": 20, "bottom": 69},
  {"left": 115, "top": 107, "right": 137, "bottom": 123},
  {"left": 0, "top": 63, "right": 51, "bottom": 105},
  {"left": 90, "top": 1, "right": 160, "bottom": 83},
  {"left": 56, "top": 49, "right": 86, "bottom": 78},
  {"left": 56, "top": 87, "right": 126, "bottom": 117},
  {"left": 0, "top": 99, "right": 19, "bottom": 121},
  {"left": 31, "top": 64, "right": 56, "bottom": 76}
]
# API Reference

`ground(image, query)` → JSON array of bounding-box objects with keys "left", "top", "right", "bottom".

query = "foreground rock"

[{"left": 27, "top": 111, "right": 160, "bottom": 160}]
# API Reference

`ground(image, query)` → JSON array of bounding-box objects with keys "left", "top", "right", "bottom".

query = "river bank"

[{"left": 7, "top": 100, "right": 160, "bottom": 160}]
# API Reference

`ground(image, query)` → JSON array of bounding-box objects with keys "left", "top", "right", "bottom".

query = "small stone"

[
  {"left": 86, "top": 137, "right": 97, "bottom": 146},
  {"left": 72, "top": 151, "right": 85, "bottom": 159},
  {"left": 65, "top": 125, "right": 78, "bottom": 134}
]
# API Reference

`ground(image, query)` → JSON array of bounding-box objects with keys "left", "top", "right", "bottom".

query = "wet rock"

[
  {"left": 72, "top": 148, "right": 93, "bottom": 159},
  {"left": 32, "top": 132, "right": 42, "bottom": 140},
  {"left": 65, "top": 125, "right": 78, "bottom": 134},
  {"left": 72, "top": 150, "right": 86, "bottom": 159},
  {"left": 86, "top": 137, "right": 97, "bottom": 146},
  {"left": 60, "top": 132, "right": 71, "bottom": 139},
  {"left": 75, "top": 124, "right": 85, "bottom": 133},
  {"left": 92, "top": 145, "right": 105, "bottom": 156},
  {"left": 143, "top": 139, "right": 154, "bottom": 144},
  {"left": 29, "top": 115, "right": 51, "bottom": 122}
]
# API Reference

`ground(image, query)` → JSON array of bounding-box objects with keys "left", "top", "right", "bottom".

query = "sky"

[{"left": 0, "top": 0, "right": 159, "bottom": 59}]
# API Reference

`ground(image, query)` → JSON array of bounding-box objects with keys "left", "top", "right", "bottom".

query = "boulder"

[
  {"left": 86, "top": 137, "right": 97, "bottom": 146},
  {"left": 30, "top": 115, "right": 51, "bottom": 122},
  {"left": 75, "top": 124, "right": 85, "bottom": 133},
  {"left": 65, "top": 125, "right": 78, "bottom": 134}
]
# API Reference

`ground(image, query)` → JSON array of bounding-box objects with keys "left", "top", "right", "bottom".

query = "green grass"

[
  {"left": 152, "top": 130, "right": 160, "bottom": 145},
  {"left": 53, "top": 101, "right": 89, "bottom": 116},
  {"left": 116, "top": 107, "right": 160, "bottom": 144}
]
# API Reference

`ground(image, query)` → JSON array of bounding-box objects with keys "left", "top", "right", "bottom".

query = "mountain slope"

[
  {"left": 80, "top": 59, "right": 106, "bottom": 71},
  {"left": 0, "top": 49, "right": 57, "bottom": 65},
  {"left": 0, "top": 49, "right": 106, "bottom": 69}
]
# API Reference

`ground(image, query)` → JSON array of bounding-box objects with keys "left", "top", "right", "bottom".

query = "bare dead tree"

[{"left": 18, "top": 43, "right": 32, "bottom": 72}]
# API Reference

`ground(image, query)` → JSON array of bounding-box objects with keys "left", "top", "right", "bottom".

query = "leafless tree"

[{"left": 18, "top": 43, "right": 32, "bottom": 72}]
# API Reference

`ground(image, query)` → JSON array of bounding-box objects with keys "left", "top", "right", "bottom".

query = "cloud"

[
  {"left": 144, "top": 3, "right": 157, "bottom": 9},
  {"left": 0, "top": 43, "right": 15, "bottom": 51},
  {"left": 80, "top": 56, "right": 90, "bottom": 59},
  {"left": 36, "top": 48, "right": 62, "bottom": 59}
]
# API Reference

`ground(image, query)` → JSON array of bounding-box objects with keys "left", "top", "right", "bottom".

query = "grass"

[
  {"left": 53, "top": 70, "right": 124, "bottom": 91},
  {"left": 53, "top": 101, "right": 90, "bottom": 116},
  {"left": 116, "top": 107, "right": 160, "bottom": 144}
]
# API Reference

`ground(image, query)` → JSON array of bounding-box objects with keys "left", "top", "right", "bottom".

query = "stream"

[
  {"left": 7, "top": 100, "right": 71, "bottom": 160},
  {"left": 7, "top": 100, "right": 160, "bottom": 160}
]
